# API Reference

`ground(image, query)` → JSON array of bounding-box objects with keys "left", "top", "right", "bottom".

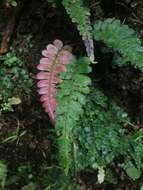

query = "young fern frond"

[
  {"left": 93, "top": 18, "right": 143, "bottom": 71},
  {"left": 36, "top": 40, "right": 73, "bottom": 123},
  {"left": 55, "top": 57, "right": 91, "bottom": 174}
]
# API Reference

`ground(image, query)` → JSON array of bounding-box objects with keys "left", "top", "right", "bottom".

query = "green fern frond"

[
  {"left": 62, "top": 0, "right": 95, "bottom": 62},
  {"left": 62, "top": 0, "right": 92, "bottom": 37},
  {"left": 55, "top": 57, "right": 91, "bottom": 174},
  {"left": 93, "top": 18, "right": 143, "bottom": 71}
]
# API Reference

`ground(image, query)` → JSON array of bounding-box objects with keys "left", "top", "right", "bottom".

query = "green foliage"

[
  {"left": 62, "top": 0, "right": 92, "bottom": 37},
  {"left": 123, "top": 130, "right": 143, "bottom": 180},
  {"left": 0, "top": 163, "right": 39, "bottom": 190},
  {"left": 72, "top": 89, "right": 143, "bottom": 180},
  {"left": 0, "top": 161, "right": 7, "bottom": 189},
  {"left": 73, "top": 89, "right": 129, "bottom": 171},
  {"left": 0, "top": 162, "right": 79, "bottom": 190},
  {"left": 123, "top": 161, "right": 141, "bottom": 180},
  {"left": 6, "top": 0, "right": 17, "bottom": 7},
  {"left": 1, "top": 97, "right": 21, "bottom": 112},
  {"left": 21, "top": 182, "right": 37, "bottom": 190},
  {"left": 55, "top": 56, "right": 91, "bottom": 174},
  {"left": 0, "top": 50, "right": 33, "bottom": 113},
  {"left": 43, "top": 167, "right": 79, "bottom": 190},
  {"left": 93, "top": 18, "right": 143, "bottom": 71}
]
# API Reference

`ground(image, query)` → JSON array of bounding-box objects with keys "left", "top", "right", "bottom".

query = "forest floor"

[{"left": 0, "top": 0, "right": 143, "bottom": 189}]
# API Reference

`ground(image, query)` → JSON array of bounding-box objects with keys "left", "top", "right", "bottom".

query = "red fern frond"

[{"left": 36, "top": 39, "right": 73, "bottom": 123}]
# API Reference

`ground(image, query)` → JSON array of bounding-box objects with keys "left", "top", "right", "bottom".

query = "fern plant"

[
  {"left": 37, "top": 40, "right": 91, "bottom": 173},
  {"left": 36, "top": 18, "right": 143, "bottom": 183},
  {"left": 93, "top": 18, "right": 143, "bottom": 71},
  {"left": 73, "top": 89, "right": 129, "bottom": 171},
  {"left": 55, "top": 56, "right": 91, "bottom": 174},
  {"left": 123, "top": 130, "right": 143, "bottom": 180},
  {"left": 73, "top": 88, "right": 143, "bottom": 181}
]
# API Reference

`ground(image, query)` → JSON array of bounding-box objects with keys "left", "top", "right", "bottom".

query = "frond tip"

[{"left": 36, "top": 39, "right": 73, "bottom": 123}]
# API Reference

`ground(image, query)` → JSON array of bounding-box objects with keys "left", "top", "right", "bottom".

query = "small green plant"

[
  {"left": 0, "top": 49, "right": 33, "bottom": 113},
  {"left": 6, "top": 0, "right": 17, "bottom": 7},
  {"left": 123, "top": 130, "right": 143, "bottom": 180},
  {"left": 0, "top": 97, "right": 21, "bottom": 112}
]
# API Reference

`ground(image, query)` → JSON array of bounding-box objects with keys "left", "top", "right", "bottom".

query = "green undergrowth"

[
  {"left": 0, "top": 48, "right": 33, "bottom": 113},
  {"left": 55, "top": 55, "right": 143, "bottom": 183},
  {"left": 73, "top": 89, "right": 143, "bottom": 182},
  {"left": 2, "top": 0, "right": 143, "bottom": 188},
  {"left": 0, "top": 161, "right": 80, "bottom": 190}
]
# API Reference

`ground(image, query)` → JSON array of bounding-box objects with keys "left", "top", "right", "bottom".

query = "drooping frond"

[
  {"left": 62, "top": 0, "right": 94, "bottom": 62},
  {"left": 93, "top": 18, "right": 143, "bottom": 71}
]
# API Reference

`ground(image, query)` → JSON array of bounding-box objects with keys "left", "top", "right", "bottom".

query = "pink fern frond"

[{"left": 36, "top": 39, "right": 73, "bottom": 124}]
